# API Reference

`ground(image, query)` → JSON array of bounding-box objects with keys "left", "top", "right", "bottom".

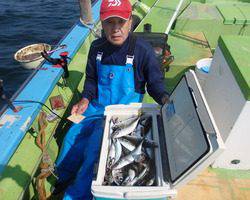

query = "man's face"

[{"left": 102, "top": 17, "right": 132, "bottom": 46}]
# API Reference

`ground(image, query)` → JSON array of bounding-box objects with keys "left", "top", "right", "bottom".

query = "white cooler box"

[{"left": 92, "top": 70, "right": 225, "bottom": 200}]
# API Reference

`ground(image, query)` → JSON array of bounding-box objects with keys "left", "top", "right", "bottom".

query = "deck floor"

[{"left": 177, "top": 168, "right": 250, "bottom": 200}]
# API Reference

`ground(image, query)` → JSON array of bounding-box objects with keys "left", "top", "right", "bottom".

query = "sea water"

[{"left": 0, "top": 0, "right": 97, "bottom": 110}]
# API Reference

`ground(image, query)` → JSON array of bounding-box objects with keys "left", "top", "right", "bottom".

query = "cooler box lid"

[{"left": 160, "top": 70, "right": 225, "bottom": 187}]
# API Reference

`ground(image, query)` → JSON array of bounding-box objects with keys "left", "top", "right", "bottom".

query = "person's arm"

[
  {"left": 82, "top": 46, "right": 98, "bottom": 102},
  {"left": 143, "top": 47, "right": 169, "bottom": 105},
  {"left": 71, "top": 45, "right": 98, "bottom": 115},
  {"left": 79, "top": 0, "right": 93, "bottom": 24}
]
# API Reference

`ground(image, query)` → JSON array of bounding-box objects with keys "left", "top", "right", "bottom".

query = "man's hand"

[
  {"left": 161, "top": 94, "right": 170, "bottom": 105},
  {"left": 161, "top": 94, "right": 175, "bottom": 118},
  {"left": 71, "top": 98, "right": 89, "bottom": 115}
]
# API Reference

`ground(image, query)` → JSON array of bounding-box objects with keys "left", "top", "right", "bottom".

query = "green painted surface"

[
  {"left": 237, "top": 4, "right": 250, "bottom": 24},
  {"left": 139, "top": 0, "right": 156, "bottom": 7},
  {"left": 234, "top": 6, "right": 247, "bottom": 25},
  {"left": 135, "top": 0, "right": 191, "bottom": 33},
  {"left": 175, "top": 2, "right": 244, "bottom": 48},
  {"left": 0, "top": 130, "right": 59, "bottom": 200},
  {"left": 217, "top": 4, "right": 247, "bottom": 25},
  {"left": 166, "top": 31, "right": 212, "bottom": 91},
  {"left": 210, "top": 167, "right": 250, "bottom": 180},
  {"left": 165, "top": 65, "right": 194, "bottom": 93},
  {"left": 131, "top": 0, "right": 157, "bottom": 20},
  {"left": 178, "top": 2, "right": 222, "bottom": 21},
  {"left": 132, "top": 1, "right": 151, "bottom": 21},
  {"left": 218, "top": 35, "right": 250, "bottom": 100},
  {"left": 217, "top": 5, "right": 236, "bottom": 24},
  {"left": 168, "top": 31, "right": 212, "bottom": 67}
]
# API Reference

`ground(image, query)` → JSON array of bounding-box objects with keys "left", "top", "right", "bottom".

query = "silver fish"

[
  {"left": 123, "top": 135, "right": 158, "bottom": 148},
  {"left": 106, "top": 141, "right": 116, "bottom": 170},
  {"left": 112, "top": 115, "right": 139, "bottom": 130},
  {"left": 113, "top": 118, "right": 139, "bottom": 139},
  {"left": 122, "top": 168, "right": 136, "bottom": 186},
  {"left": 139, "top": 161, "right": 156, "bottom": 186},
  {"left": 119, "top": 138, "right": 136, "bottom": 152},
  {"left": 121, "top": 145, "right": 132, "bottom": 156},
  {"left": 134, "top": 151, "right": 147, "bottom": 163},
  {"left": 111, "top": 116, "right": 119, "bottom": 124},
  {"left": 131, "top": 124, "right": 144, "bottom": 137},
  {"left": 113, "top": 141, "right": 144, "bottom": 170},
  {"left": 114, "top": 139, "right": 122, "bottom": 164},
  {"left": 126, "top": 164, "right": 150, "bottom": 186},
  {"left": 145, "top": 175, "right": 155, "bottom": 186},
  {"left": 109, "top": 119, "right": 115, "bottom": 144}
]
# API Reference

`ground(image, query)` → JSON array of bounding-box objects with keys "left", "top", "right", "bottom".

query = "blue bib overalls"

[{"left": 56, "top": 36, "right": 143, "bottom": 200}]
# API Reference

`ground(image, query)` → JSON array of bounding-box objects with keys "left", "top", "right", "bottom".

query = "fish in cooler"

[{"left": 103, "top": 114, "right": 158, "bottom": 186}]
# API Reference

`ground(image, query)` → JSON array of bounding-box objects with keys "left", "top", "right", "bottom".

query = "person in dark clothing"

[{"left": 53, "top": 0, "right": 169, "bottom": 199}]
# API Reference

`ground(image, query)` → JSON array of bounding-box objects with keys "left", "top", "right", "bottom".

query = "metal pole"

[{"left": 164, "top": 0, "right": 185, "bottom": 35}]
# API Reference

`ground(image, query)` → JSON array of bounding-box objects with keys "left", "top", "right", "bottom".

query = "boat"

[{"left": 0, "top": 0, "right": 250, "bottom": 199}]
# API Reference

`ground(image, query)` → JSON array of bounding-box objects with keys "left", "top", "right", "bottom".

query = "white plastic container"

[
  {"left": 195, "top": 58, "right": 212, "bottom": 87},
  {"left": 14, "top": 43, "right": 51, "bottom": 69},
  {"left": 91, "top": 70, "right": 225, "bottom": 200}
]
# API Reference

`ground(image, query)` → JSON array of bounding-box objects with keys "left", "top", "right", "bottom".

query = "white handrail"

[{"left": 164, "top": 0, "right": 185, "bottom": 35}]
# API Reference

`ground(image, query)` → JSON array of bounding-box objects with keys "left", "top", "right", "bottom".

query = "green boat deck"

[{"left": 174, "top": 1, "right": 250, "bottom": 48}]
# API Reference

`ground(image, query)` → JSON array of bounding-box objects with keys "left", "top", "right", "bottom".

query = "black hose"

[{"left": 13, "top": 100, "right": 67, "bottom": 121}]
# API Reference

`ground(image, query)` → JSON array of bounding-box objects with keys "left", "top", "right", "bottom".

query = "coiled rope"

[{"left": 36, "top": 111, "right": 56, "bottom": 200}]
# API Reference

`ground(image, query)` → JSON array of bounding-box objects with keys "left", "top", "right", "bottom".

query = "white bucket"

[
  {"left": 195, "top": 58, "right": 212, "bottom": 87},
  {"left": 14, "top": 43, "right": 51, "bottom": 69}
]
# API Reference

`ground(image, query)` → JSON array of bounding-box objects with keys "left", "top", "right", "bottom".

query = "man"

[
  {"left": 53, "top": 0, "right": 169, "bottom": 199},
  {"left": 79, "top": 0, "right": 93, "bottom": 25}
]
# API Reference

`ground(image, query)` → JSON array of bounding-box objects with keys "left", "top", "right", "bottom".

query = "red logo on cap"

[
  {"left": 108, "top": 0, "right": 121, "bottom": 7},
  {"left": 100, "top": 0, "right": 132, "bottom": 21}
]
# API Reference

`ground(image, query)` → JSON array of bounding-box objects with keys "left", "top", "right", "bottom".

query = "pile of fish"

[{"left": 103, "top": 114, "right": 158, "bottom": 186}]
